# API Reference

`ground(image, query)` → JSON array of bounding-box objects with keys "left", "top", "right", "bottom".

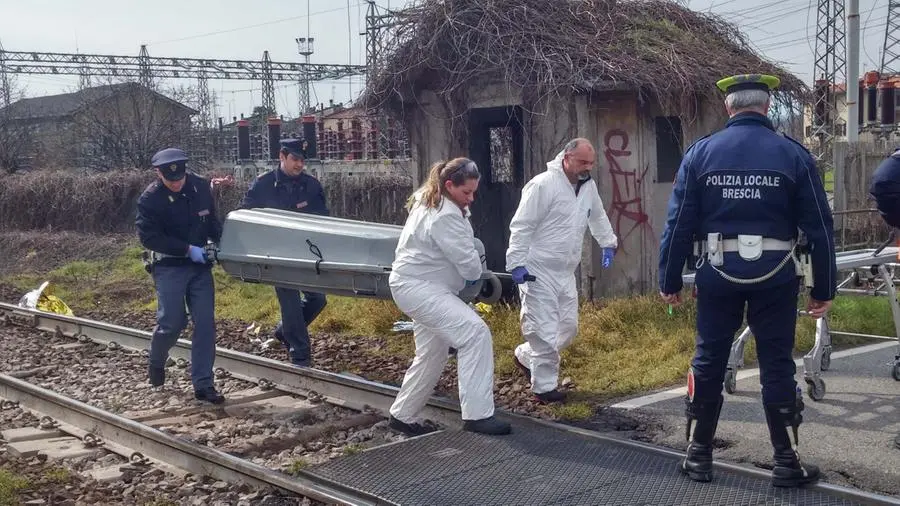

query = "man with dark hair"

[
  {"left": 239, "top": 138, "right": 328, "bottom": 367},
  {"left": 658, "top": 74, "right": 837, "bottom": 487},
  {"left": 136, "top": 147, "right": 224, "bottom": 404}
]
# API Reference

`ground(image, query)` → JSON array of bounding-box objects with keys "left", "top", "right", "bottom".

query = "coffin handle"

[{"left": 306, "top": 239, "right": 324, "bottom": 275}]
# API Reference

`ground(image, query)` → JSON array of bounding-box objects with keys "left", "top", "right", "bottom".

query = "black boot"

[
  {"left": 680, "top": 394, "right": 723, "bottom": 482},
  {"left": 763, "top": 394, "right": 821, "bottom": 488},
  {"left": 388, "top": 416, "right": 438, "bottom": 437},
  {"left": 194, "top": 387, "right": 225, "bottom": 405},
  {"left": 462, "top": 416, "right": 511, "bottom": 435}
]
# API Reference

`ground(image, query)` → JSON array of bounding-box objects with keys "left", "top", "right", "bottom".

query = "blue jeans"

[
  {"left": 149, "top": 264, "right": 216, "bottom": 390},
  {"left": 273, "top": 288, "right": 326, "bottom": 365}
]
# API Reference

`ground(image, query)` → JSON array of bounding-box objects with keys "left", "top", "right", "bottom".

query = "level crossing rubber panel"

[{"left": 308, "top": 422, "right": 864, "bottom": 505}]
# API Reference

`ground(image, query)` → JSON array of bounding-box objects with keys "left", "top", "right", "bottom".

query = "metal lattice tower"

[
  {"left": 882, "top": 0, "right": 900, "bottom": 74},
  {"left": 296, "top": 37, "right": 314, "bottom": 115},
  {"left": 261, "top": 50, "right": 275, "bottom": 117},
  {"left": 365, "top": 1, "right": 397, "bottom": 82},
  {"left": 365, "top": 0, "right": 400, "bottom": 157},
  {"left": 811, "top": 0, "right": 846, "bottom": 172},
  {"left": 0, "top": 40, "right": 10, "bottom": 107},
  {"left": 196, "top": 73, "right": 211, "bottom": 129},
  {"left": 78, "top": 67, "right": 92, "bottom": 89},
  {"left": 138, "top": 45, "right": 153, "bottom": 89},
  {"left": 0, "top": 47, "right": 363, "bottom": 83}
]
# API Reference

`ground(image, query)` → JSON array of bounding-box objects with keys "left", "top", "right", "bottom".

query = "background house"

[
  {"left": 0, "top": 82, "right": 197, "bottom": 171},
  {"left": 361, "top": 0, "right": 808, "bottom": 299}
]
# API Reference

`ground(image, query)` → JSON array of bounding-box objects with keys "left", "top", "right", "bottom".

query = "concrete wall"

[
  {"left": 226, "top": 158, "right": 413, "bottom": 182},
  {"left": 581, "top": 92, "right": 726, "bottom": 299},
  {"left": 398, "top": 84, "right": 728, "bottom": 298}
]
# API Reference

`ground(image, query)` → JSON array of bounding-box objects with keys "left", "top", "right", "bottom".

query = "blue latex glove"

[
  {"left": 465, "top": 280, "right": 479, "bottom": 286},
  {"left": 511, "top": 266, "right": 530, "bottom": 284},
  {"left": 602, "top": 248, "right": 615, "bottom": 269},
  {"left": 187, "top": 245, "right": 207, "bottom": 264}
]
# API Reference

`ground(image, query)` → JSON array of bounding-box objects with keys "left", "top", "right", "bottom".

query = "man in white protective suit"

[
  {"left": 387, "top": 156, "right": 512, "bottom": 437},
  {"left": 506, "top": 138, "right": 618, "bottom": 403}
]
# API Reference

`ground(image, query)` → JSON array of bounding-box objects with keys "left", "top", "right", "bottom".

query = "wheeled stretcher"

[
  {"left": 213, "top": 208, "right": 503, "bottom": 304},
  {"left": 682, "top": 243, "right": 900, "bottom": 402}
]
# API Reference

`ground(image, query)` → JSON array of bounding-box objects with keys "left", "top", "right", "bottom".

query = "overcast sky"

[{"left": 0, "top": 0, "right": 892, "bottom": 121}]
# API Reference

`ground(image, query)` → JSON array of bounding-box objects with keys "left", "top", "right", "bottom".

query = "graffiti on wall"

[{"left": 603, "top": 128, "right": 652, "bottom": 249}]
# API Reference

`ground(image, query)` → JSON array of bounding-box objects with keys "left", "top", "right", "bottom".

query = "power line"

[{"left": 148, "top": 3, "right": 367, "bottom": 46}]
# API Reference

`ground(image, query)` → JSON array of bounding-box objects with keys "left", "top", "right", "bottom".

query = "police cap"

[
  {"left": 151, "top": 148, "right": 189, "bottom": 181},
  {"left": 716, "top": 74, "right": 781, "bottom": 95},
  {"left": 279, "top": 138, "right": 305, "bottom": 160}
]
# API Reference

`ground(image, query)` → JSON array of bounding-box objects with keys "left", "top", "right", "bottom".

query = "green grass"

[
  {"left": 6, "top": 245, "right": 154, "bottom": 310},
  {"left": 342, "top": 444, "right": 364, "bottom": 455},
  {"left": 0, "top": 469, "right": 30, "bottom": 506},
  {"left": 3, "top": 243, "right": 893, "bottom": 403},
  {"left": 286, "top": 459, "right": 308, "bottom": 474},
  {"left": 824, "top": 170, "right": 834, "bottom": 193}
]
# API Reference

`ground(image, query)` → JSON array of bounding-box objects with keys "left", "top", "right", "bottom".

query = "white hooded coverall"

[
  {"left": 506, "top": 150, "right": 618, "bottom": 394},
  {"left": 388, "top": 191, "right": 495, "bottom": 422}
]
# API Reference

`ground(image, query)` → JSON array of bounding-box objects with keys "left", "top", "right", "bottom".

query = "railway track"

[
  {"left": 2, "top": 301, "right": 899, "bottom": 506},
  {"left": 0, "top": 302, "right": 433, "bottom": 505}
]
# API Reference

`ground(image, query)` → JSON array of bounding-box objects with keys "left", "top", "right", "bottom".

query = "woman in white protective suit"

[{"left": 387, "top": 157, "right": 512, "bottom": 437}]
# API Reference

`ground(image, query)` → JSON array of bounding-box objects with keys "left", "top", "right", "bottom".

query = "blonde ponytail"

[{"left": 405, "top": 157, "right": 480, "bottom": 211}]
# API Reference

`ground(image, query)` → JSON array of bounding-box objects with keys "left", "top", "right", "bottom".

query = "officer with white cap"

[
  {"left": 135, "top": 147, "right": 224, "bottom": 404},
  {"left": 658, "top": 74, "right": 837, "bottom": 487}
]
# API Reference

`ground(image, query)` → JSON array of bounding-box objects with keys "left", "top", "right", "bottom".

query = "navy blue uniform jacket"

[
  {"left": 869, "top": 148, "right": 900, "bottom": 228},
  {"left": 239, "top": 168, "right": 329, "bottom": 216},
  {"left": 658, "top": 112, "right": 837, "bottom": 302},
  {"left": 135, "top": 173, "right": 222, "bottom": 267}
]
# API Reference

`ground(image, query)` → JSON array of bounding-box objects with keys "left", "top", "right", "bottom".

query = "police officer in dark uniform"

[
  {"left": 869, "top": 146, "right": 900, "bottom": 229},
  {"left": 658, "top": 74, "right": 837, "bottom": 487},
  {"left": 135, "top": 148, "right": 225, "bottom": 404},
  {"left": 867, "top": 146, "right": 900, "bottom": 452},
  {"left": 239, "top": 138, "right": 328, "bottom": 367}
]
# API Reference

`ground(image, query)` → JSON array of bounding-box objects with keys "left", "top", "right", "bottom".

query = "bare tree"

[
  {"left": 65, "top": 78, "right": 197, "bottom": 171},
  {"left": 0, "top": 76, "right": 33, "bottom": 174}
]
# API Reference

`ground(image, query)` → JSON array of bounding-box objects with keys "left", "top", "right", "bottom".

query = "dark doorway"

[{"left": 467, "top": 106, "right": 525, "bottom": 277}]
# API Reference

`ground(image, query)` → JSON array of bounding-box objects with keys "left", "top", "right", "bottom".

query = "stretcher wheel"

[
  {"left": 820, "top": 347, "right": 832, "bottom": 371},
  {"left": 892, "top": 362, "right": 900, "bottom": 382},
  {"left": 723, "top": 370, "right": 737, "bottom": 394},
  {"left": 806, "top": 377, "right": 826, "bottom": 401}
]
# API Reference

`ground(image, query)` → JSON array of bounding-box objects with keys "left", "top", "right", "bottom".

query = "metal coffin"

[{"left": 216, "top": 209, "right": 402, "bottom": 299}]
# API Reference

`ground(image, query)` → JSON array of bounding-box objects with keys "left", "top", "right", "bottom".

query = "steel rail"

[
  {"left": 2, "top": 302, "right": 899, "bottom": 505},
  {"left": 0, "top": 373, "right": 394, "bottom": 506}
]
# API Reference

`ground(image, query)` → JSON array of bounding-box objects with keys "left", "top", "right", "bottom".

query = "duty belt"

[
  {"left": 694, "top": 233, "right": 810, "bottom": 286},
  {"left": 698, "top": 237, "right": 795, "bottom": 254}
]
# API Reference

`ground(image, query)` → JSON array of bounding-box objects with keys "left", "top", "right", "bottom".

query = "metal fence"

[{"left": 834, "top": 208, "right": 892, "bottom": 252}]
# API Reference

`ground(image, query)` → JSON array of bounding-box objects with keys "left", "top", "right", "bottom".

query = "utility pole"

[{"left": 846, "top": 0, "right": 859, "bottom": 143}]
